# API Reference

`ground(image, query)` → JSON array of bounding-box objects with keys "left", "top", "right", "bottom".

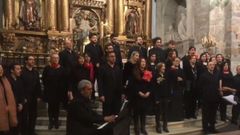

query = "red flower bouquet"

[{"left": 142, "top": 70, "right": 152, "bottom": 82}]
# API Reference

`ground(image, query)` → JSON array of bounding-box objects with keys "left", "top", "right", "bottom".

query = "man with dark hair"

[
  {"left": 198, "top": 61, "right": 221, "bottom": 134},
  {"left": 165, "top": 40, "right": 178, "bottom": 59},
  {"left": 7, "top": 63, "right": 25, "bottom": 135},
  {"left": 85, "top": 33, "right": 104, "bottom": 68},
  {"left": 21, "top": 55, "right": 41, "bottom": 135},
  {"left": 67, "top": 80, "right": 115, "bottom": 135},
  {"left": 149, "top": 37, "right": 165, "bottom": 63},
  {"left": 110, "top": 34, "right": 123, "bottom": 69},
  {"left": 98, "top": 51, "right": 123, "bottom": 116},
  {"left": 128, "top": 36, "right": 147, "bottom": 59}
]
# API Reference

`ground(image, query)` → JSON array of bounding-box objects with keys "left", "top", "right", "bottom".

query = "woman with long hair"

[
  {"left": 132, "top": 58, "right": 152, "bottom": 135},
  {"left": 219, "top": 62, "right": 236, "bottom": 121},
  {"left": 153, "top": 63, "right": 170, "bottom": 133},
  {"left": 0, "top": 64, "right": 17, "bottom": 134}
]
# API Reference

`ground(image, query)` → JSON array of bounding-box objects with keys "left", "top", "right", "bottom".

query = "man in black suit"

[
  {"left": 110, "top": 34, "right": 123, "bottom": 69},
  {"left": 67, "top": 80, "right": 115, "bottom": 135},
  {"left": 21, "top": 55, "right": 42, "bottom": 135},
  {"left": 198, "top": 61, "right": 221, "bottom": 134},
  {"left": 7, "top": 63, "right": 25, "bottom": 135},
  {"left": 98, "top": 51, "right": 123, "bottom": 116},
  {"left": 84, "top": 33, "right": 104, "bottom": 69},
  {"left": 59, "top": 39, "right": 78, "bottom": 101},
  {"left": 128, "top": 36, "right": 147, "bottom": 59},
  {"left": 149, "top": 37, "right": 165, "bottom": 63}
]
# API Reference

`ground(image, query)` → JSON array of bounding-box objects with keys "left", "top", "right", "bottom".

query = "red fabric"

[
  {"left": 223, "top": 69, "right": 229, "bottom": 75},
  {"left": 142, "top": 70, "right": 152, "bottom": 82},
  {"left": 51, "top": 63, "right": 60, "bottom": 69},
  {"left": 84, "top": 62, "right": 95, "bottom": 82}
]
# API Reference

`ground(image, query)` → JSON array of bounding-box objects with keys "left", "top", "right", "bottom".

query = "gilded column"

[
  {"left": 5, "top": 0, "right": 14, "bottom": 29},
  {"left": 145, "top": 0, "right": 152, "bottom": 39},
  {"left": 48, "top": 0, "right": 57, "bottom": 31},
  {"left": 117, "top": 0, "right": 124, "bottom": 35},
  {"left": 106, "top": 0, "right": 114, "bottom": 33},
  {"left": 61, "top": 0, "right": 69, "bottom": 31}
]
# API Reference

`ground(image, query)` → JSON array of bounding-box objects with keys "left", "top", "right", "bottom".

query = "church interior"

[
  {"left": 0, "top": 0, "right": 240, "bottom": 70},
  {"left": 1, "top": 0, "right": 240, "bottom": 135}
]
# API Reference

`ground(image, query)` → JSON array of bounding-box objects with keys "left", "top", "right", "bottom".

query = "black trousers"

[
  {"left": 219, "top": 99, "right": 228, "bottom": 121},
  {"left": 184, "top": 90, "right": 198, "bottom": 118},
  {"left": 22, "top": 99, "right": 37, "bottom": 135},
  {"left": 48, "top": 100, "right": 60, "bottom": 123},
  {"left": 155, "top": 98, "right": 169, "bottom": 127},
  {"left": 202, "top": 102, "right": 218, "bottom": 132},
  {"left": 103, "top": 98, "right": 121, "bottom": 116},
  {"left": 10, "top": 110, "right": 23, "bottom": 135},
  {"left": 232, "top": 103, "right": 240, "bottom": 123}
]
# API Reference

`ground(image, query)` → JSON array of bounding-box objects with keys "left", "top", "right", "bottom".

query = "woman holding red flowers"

[{"left": 132, "top": 58, "right": 152, "bottom": 135}]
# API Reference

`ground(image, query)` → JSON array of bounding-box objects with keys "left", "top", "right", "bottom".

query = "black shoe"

[
  {"left": 48, "top": 122, "right": 53, "bottom": 130},
  {"left": 163, "top": 127, "right": 169, "bottom": 133},
  {"left": 156, "top": 126, "right": 162, "bottom": 133},
  {"left": 141, "top": 129, "right": 148, "bottom": 135},
  {"left": 231, "top": 120, "right": 238, "bottom": 125},
  {"left": 209, "top": 129, "right": 220, "bottom": 134},
  {"left": 203, "top": 130, "right": 210, "bottom": 135},
  {"left": 54, "top": 120, "right": 60, "bottom": 129}
]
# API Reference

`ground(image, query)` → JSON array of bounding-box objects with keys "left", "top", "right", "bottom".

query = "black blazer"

[
  {"left": 84, "top": 43, "right": 104, "bottom": 66},
  {"left": 67, "top": 96, "right": 104, "bottom": 135}
]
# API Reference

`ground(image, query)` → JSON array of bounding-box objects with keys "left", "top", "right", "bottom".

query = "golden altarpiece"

[{"left": 0, "top": 0, "right": 152, "bottom": 67}]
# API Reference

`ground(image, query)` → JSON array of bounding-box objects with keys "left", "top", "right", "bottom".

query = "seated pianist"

[{"left": 67, "top": 80, "right": 116, "bottom": 135}]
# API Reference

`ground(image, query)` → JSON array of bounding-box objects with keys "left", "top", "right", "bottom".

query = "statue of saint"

[
  {"left": 177, "top": 13, "right": 188, "bottom": 40},
  {"left": 125, "top": 10, "right": 139, "bottom": 37},
  {"left": 165, "top": 24, "right": 181, "bottom": 41},
  {"left": 19, "top": 0, "right": 41, "bottom": 30}
]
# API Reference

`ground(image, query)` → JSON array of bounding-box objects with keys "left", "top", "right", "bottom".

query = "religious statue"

[
  {"left": 177, "top": 13, "right": 188, "bottom": 40},
  {"left": 73, "top": 10, "right": 98, "bottom": 41},
  {"left": 125, "top": 10, "right": 139, "bottom": 37},
  {"left": 165, "top": 24, "right": 181, "bottom": 42},
  {"left": 19, "top": 0, "right": 41, "bottom": 30}
]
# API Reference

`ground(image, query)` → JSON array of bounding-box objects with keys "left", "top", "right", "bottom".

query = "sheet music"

[
  {"left": 97, "top": 100, "right": 128, "bottom": 130},
  {"left": 223, "top": 95, "right": 237, "bottom": 105}
]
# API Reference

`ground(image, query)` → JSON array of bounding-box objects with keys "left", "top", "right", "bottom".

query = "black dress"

[
  {"left": 42, "top": 65, "right": 65, "bottom": 125},
  {"left": 166, "top": 67, "right": 185, "bottom": 121},
  {"left": 123, "top": 61, "right": 136, "bottom": 101},
  {"left": 219, "top": 72, "right": 234, "bottom": 121},
  {"left": 70, "top": 64, "right": 90, "bottom": 97}
]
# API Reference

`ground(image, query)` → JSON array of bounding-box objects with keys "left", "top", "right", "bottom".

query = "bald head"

[{"left": 65, "top": 39, "right": 73, "bottom": 50}]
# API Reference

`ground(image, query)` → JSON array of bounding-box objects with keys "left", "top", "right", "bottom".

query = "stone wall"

[
  {"left": 0, "top": 0, "right": 3, "bottom": 29},
  {"left": 230, "top": 0, "right": 240, "bottom": 72}
]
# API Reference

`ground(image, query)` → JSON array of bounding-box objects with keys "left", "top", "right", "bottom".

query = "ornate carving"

[
  {"left": 1, "top": 33, "right": 17, "bottom": 52},
  {"left": 72, "top": 0, "right": 105, "bottom": 8}
]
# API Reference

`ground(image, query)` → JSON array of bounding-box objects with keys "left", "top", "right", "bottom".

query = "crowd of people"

[{"left": 0, "top": 33, "right": 240, "bottom": 135}]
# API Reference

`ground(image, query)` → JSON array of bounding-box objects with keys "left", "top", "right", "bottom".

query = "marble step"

[
  {"left": 36, "top": 115, "right": 201, "bottom": 127},
  {"left": 35, "top": 120, "right": 228, "bottom": 135}
]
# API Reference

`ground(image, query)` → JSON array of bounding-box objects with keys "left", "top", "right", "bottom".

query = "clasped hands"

[
  {"left": 104, "top": 115, "right": 117, "bottom": 123},
  {"left": 139, "top": 91, "right": 150, "bottom": 98}
]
